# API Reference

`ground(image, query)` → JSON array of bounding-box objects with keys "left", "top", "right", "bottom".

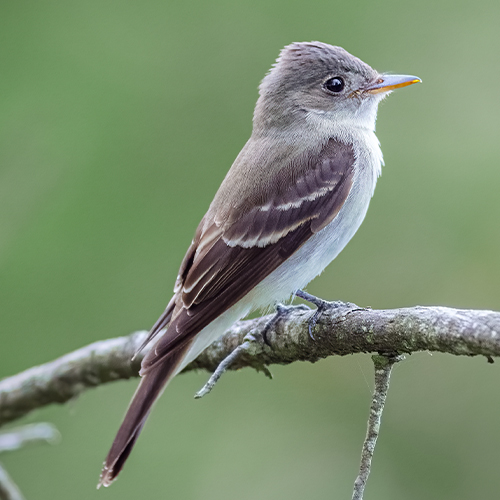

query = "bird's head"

[{"left": 254, "top": 42, "right": 420, "bottom": 133}]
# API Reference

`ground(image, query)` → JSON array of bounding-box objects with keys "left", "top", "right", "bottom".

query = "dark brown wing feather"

[
  {"left": 222, "top": 139, "right": 354, "bottom": 245},
  {"left": 134, "top": 295, "right": 176, "bottom": 356},
  {"left": 141, "top": 138, "right": 355, "bottom": 372}
]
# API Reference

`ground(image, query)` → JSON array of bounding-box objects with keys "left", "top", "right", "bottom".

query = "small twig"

[
  {"left": 0, "top": 423, "right": 60, "bottom": 500},
  {"left": 194, "top": 344, "right": 248, "bottom": 399},
  {"left": 352, "top": 354, "right": 403, "bottom": 500},
  {"left": 0, "top": 464, "right": 24, "bottom": 500},
  {"left": 194, "top": 333, "right": 266, "bottom": 399},
  {"left": 0, "top": 423, "right": 60, "bottom": 454}
]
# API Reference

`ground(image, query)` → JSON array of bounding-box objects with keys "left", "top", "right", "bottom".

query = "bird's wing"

[
  {"left": 141, "top": 137, "right": 355, "bottom": 372},
  {"left": 100, "top": 137, "right": 356, "bottom": 486}
]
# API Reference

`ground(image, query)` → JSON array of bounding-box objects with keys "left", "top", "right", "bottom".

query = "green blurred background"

[{"left": 1, "top": 0, "right": 499, "bottom": 498}]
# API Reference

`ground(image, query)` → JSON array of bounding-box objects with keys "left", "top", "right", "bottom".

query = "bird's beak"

[{"left": 365, "top": 74, "right": 421, "bottom": 94}]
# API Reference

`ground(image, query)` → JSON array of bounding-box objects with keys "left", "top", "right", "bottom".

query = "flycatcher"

[{"left": 99, "top": 41, "right": 420, "bottom": 486}]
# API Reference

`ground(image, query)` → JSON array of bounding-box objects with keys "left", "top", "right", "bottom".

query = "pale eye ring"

[{"left": 324, "top": 77, "right": 345, "bottom": 93}]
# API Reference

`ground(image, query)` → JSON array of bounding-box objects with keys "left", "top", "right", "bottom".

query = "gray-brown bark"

[{"left": 1, "top": 301, "right": 499, "bottom": 428}]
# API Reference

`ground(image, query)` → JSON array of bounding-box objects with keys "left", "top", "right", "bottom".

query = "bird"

[{"left": 98, "top": 41, "right": 420, "bottom": 487}]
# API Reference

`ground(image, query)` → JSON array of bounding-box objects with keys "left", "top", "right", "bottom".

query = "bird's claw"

[
  {"left": 262, "top": 303, "right": 305, "bottom": 345},
  {"left": 295, "top": 290, "right": 343, "bottom": 340}
]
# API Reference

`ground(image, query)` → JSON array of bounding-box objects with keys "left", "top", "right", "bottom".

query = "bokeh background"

[{"left": 1, "top": 0, "right": 499, "bottom": 499}]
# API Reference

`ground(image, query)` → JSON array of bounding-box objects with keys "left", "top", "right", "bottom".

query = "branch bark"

[{"left": 1, "top": 301, "right": 499, "bottom": 427}]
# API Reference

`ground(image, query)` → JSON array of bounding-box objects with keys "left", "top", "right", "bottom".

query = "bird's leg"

[{"left": 295, "top": 289, "right": 344, "bottom": 340}]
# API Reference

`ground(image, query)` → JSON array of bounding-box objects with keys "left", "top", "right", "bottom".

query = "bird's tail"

[{"left": 98, "top": 345, "right": 188, "bottom": 488}]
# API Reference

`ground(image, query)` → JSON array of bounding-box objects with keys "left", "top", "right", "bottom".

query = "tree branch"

[
  {"left": 352, "top": 354, "right": 403, "bottom": 500},
  {"left": 1, "top": 301, "right": 499, "bottom": 427}
]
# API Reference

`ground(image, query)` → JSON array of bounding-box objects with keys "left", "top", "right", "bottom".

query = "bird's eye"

[{"left": 324, "top": 77, "right": 345, "bottom": 93}]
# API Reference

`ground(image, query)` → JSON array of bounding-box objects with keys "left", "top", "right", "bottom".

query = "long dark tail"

[{"left": 98, "top": 346, "right": 188, "bottom": 488}]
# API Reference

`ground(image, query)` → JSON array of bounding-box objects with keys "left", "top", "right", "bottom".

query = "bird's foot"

[
  {"left": 262, "top": 303, "right": 309, "bottom": 346},
  {"left": 295, "top": 289, "right": 345, "bottom": 340}
]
